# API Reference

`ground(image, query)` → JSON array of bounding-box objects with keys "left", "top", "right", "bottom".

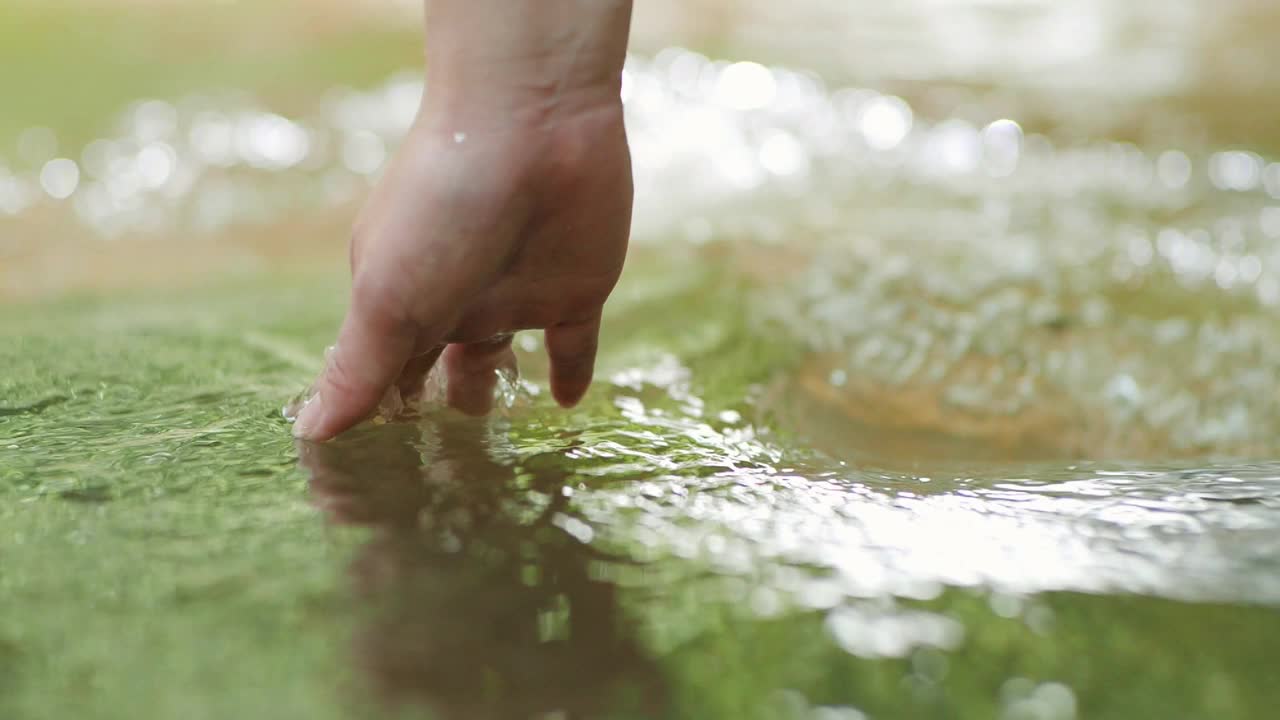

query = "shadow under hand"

[{"left": 297, "top": 413, "right": 666, "bottom": 720}]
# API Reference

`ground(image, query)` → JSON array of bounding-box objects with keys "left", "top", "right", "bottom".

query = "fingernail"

[{"left": 292, "top": 393, "right": 324, "bottom": 440}]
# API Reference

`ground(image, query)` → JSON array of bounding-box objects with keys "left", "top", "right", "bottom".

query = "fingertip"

[
  {"left": 293, "top": 306, "right": 419, "bottom": 441},
  {"left": 292, "top": 387, "right": 374, "bottom": 443},
  {"left": 293, "top": 371, "right": 380, "bottom": 443},
  {"left": 549, "top": 361, "right": 594, "bottom": 408},
  {"left": 291, "top": 392, "right": 329, "bottom": 441},
  {"left": 442, "top": 338, "right": 517, "bottom": 416},
  {"left": 545, "top": 317, "right": 600, "bottom": 410},
  {"left": 551, "top": 381, "right": 591, "bottom": 409}
]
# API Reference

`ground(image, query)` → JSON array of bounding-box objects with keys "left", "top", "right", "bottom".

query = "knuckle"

[{"left": 351, "top": 275, "right": 416, "bottom": 335}]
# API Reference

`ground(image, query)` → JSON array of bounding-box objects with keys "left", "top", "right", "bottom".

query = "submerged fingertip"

[{"left": 290, "top": 393, "right": 328, "bottom": 441}]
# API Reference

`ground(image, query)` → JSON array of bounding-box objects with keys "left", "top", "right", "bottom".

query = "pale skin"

[{"left": 293, "top": 0, "right": 636, "bottom": 441}]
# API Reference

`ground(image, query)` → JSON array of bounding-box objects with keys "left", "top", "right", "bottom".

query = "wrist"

[
  {"left": 418, "top": 79, "right": 623, "bottom": 136},
  {"left": 419, "top": 0, "right": 631, "bottom": 132}
]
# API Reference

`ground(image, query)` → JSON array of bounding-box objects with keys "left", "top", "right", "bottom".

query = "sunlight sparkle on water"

[
  {"left": 39, "top": 158, "right": 80, "bottom": 200},
  {"left": 857, "top": 94, "right": 912, "bottom": 151},
  {"left": 714, "top": 61, "right": 777, "bottom": 111}
]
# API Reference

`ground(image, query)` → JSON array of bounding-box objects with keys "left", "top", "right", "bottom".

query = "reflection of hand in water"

[{"left": 297, "top": 414, "right": 664, "bottom": 719}]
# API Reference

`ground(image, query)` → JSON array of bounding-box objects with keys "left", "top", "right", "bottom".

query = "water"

[{"left": 5, "top": 11, "right": 1280, "bottom": 720}]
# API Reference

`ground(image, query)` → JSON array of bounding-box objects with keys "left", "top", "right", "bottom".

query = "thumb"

[{"left": 292, "top": 284, "right": 421, "bottom": 442}]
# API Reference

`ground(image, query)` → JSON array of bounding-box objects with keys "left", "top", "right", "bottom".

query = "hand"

[{"left": 292, "top": 100, "right": 632, "bottom": 441}]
